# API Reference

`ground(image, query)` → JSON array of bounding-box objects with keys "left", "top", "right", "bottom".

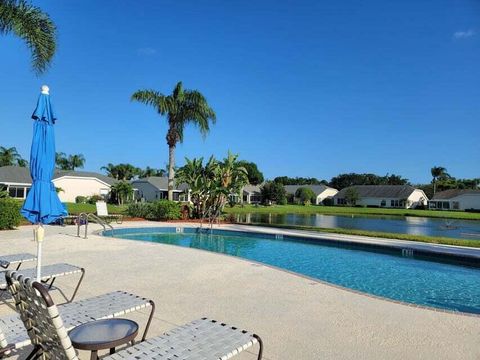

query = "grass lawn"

[
  {"left": 65, "top": 202, "right": 127, "bottom": 215},
  {"left": 243, "top": 223, "right": 480, "bottom": 248},
  {"left": 224, "top": 204, "right": 480, "bottom": 220}
]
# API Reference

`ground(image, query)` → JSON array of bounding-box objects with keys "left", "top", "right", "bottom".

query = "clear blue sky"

[{"left": 1, "top": 0, "right": 479, "bottom": 184}]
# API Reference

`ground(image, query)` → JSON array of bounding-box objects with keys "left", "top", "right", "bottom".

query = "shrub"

[
  {"left": 295, "top": 187, "right": 316, "bottom": 205},
  {"left": 87, "top": 194, "right": 104, "bottom": 204},
  {"left": 75, "top": 196, "right": 87, "bottom": 204},
  {"left": 147, "top": 200, "right": 181, "bottom": 221},
  {"left": 322, "top": 198, "right": 334, "bottom": 206},
  {"left": 126, "top": 202, "right": 153, "bottom": 218},
  {"left": 260, "top": 181, "right": 287, "bottom": 205},
  {"left": 0, "top": 198, "right": 22, "bottom": 230}
]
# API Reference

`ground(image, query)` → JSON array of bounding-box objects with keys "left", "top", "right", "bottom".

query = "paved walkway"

[{"left": 1, "top": 222, "right": 479, "bottom": 359}]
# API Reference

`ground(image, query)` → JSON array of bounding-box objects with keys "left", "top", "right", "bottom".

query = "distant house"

[
  {"left": 131, "top": 177, "right": 189, "bottom": 202},
  {"left": 0, "top": 165, "right": 117, "bottom": 202},
  {"left": 332, "top": 185, "right": 428, "bottom": 209},
  {"left": 284, "top": 185, "right": 338, "bottom": 205},
  {"left": 242, "top": 185, "right": 263, "bottom": 204},
  {"left": 428, "top": 189, "right": 480, "bottom": 211}
]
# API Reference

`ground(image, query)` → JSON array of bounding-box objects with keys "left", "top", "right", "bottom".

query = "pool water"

[{"left": 105, "top": 227, "right": 480, "bottom": 314}]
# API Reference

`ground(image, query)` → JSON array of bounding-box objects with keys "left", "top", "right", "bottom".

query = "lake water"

[{"left": 235, "top": 213, "right": 480, "bottom": 240}]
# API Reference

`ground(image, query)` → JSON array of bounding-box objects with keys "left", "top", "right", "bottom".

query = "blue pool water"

[{"left": 104, "top": 227, "right": 480, "bottom": 314}]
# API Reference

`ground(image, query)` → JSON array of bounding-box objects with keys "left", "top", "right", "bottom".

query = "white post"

[{"left": 35, "top": 225, "right": 45, "bottom": 281}]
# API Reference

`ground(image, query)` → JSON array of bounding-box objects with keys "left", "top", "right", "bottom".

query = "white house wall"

[
  {"left": 53, "top": 177, "right": 111, "bottom": 202},
  {"left": 406, "top": 189, "right": 428, "bottom": 208},
  {"left": 452, "top": 194, "right": 480, "bottom": 210}
]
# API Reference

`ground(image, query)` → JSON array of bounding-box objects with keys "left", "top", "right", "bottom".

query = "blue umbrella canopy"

[{"left": 21, "top": 86, "right": 67, "bottom": 224}]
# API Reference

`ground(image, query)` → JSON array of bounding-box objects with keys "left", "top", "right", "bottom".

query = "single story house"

[
  {"left": 332, "top": 185, "right": 428, "bottom": 209},
  {"left": 242, "top": 185, "right": 263, "bottom": 204},
  {"left": 0, "top": 165, "right": 117, "bottom": 202},
  {"left": 284, "top": 184, "right": 338, "bottom": 205},
  {"left": 131, "top": 177, "right": 189, "bottom": 202},
  {"left": 428, "top": 189, "right": 480, "bottom": 211}
]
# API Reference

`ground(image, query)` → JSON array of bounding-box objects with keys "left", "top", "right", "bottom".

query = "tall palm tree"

[
  {"left": 0, "top": 0, "right": 56, "bottom": 74},
  {"left": 131, "top": 82, "right": 216, "bottom": 201},
  {"left": 0, "top": 146, "right": 21, "bottom": 166},
  {"left": 68, "top": 154, "right": 85, "bottom": 171},
  {"left": 431, "top": 166, "right": 448, "bottom": 195}
]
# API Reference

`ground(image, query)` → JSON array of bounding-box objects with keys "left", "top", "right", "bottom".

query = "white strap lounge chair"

[
  {"left": 0, "top": 263, "right": 85, "bottom": 303},
  {"left": 96, "top": 201, "right": 123, "bottom": 224},
  {"left": 0, "top": 290, "right": 155, "bottom": 357},
  {"left": 0, "top": 253, "right": 36, "bottom": 270},
  {"left": 6, "top": 271, "right": 264, "bottom": 360}
]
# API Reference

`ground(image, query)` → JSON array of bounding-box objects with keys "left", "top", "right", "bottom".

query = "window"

[
  {"left": 8, "top": 186, "right": 26, "bottom": 198},
  {"left": 390, "top": 200, "right": 399, "bottom": 207},
  {"left": 337, "top": 198, "right": 346, "bottom": 205},
  {"left": 442, "top": 201, "right": 450, "bottom": 210},
  {"left": 380, "top": 200, "right": 386, "bottom": 207}
]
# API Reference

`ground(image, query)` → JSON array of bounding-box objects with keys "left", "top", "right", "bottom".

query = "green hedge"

[
  {"left": 0, "top": 198, "right": 22, "bottom": 230},
  {"left": 127, "top": 200, "right": 181, "bottom": 221}
]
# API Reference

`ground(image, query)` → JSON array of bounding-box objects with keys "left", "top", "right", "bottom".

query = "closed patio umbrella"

[{"left": 21, "top": 85, "right": 67, "bottom": 280}]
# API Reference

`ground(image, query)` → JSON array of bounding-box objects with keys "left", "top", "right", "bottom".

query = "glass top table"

[{"left": 68, "top": 318, "right": 138, "bottom": 359}]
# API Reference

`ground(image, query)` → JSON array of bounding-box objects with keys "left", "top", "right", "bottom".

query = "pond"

[{"left": 235, "top": 213, "right": 480, "bottom": 240}]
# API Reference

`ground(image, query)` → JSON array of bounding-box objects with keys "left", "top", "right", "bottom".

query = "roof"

[
  {"left": 334, "top": 185, "right": 420, "bottom": 199},
  {"left": 284, "top": 184, "right": 335, "bottom": 196},
  {"left": 132, "top": 176, "right": 187, "bottom": 191},
  {"left": 243, "top": 184, "right": 262, "bottom": 194},
  {"left": 0, "top": 166, "right": 117, "bottom": 186},
  {"left": 432, "top": 189, "right": 480, "bottom": 200}
]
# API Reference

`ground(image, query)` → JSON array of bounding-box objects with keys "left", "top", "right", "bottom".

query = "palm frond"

[{"left": 0, "top": 0, "right": 57, "bottom": 74}]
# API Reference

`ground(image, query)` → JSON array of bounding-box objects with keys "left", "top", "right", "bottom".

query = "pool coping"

[{"left": 98, "top": 223, "right": 480, "bottom": 318}]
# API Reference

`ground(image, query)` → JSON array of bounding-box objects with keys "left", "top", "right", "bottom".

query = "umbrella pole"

[{"left": 35, "top": 225, "right": 45, "bottom": 281}]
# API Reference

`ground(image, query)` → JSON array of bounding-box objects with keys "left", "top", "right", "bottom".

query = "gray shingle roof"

[
  {"left": 333, "top": 185, "right": 418, "bottom": 199},
  {"left": 132, "top": 177, "right": 187, "bottom": 191},
  {"left": 284, "top": 184, "right": 335, "bottom": 196},
  {"left": 0, "top": 166, "right": 117, "bottom": 185},
  {"left": 243, "top": 185, "right": 262, "bottom": 194},
  {"left": 432, "top": 189, "right": 480, "bottom": 200}
]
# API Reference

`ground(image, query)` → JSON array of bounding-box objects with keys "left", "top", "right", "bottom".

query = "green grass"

[
  {"left": 243, "top": 223, "right": 480, "bottom": 248},
  {"left": 224, "top": 204, "right": 480, "bottom": 220},
  {"left": 65, "top": 202, "right": 127, "bottom": 215}
]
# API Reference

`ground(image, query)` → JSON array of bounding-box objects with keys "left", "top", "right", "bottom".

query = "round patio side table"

[{"left": 68, "top": 318, "right": 138, "bottom": 360}]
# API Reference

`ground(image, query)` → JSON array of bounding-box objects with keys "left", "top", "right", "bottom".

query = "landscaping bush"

[
  {"left": 147, "top": 200, "right": 181, "bottom": 221},
  {"left": 87, "top": 194, "right": 104, "bottom": 204},
  {"left": 322, "top": 198, "right": 334, "bottom": 206},
  {"left": 0, "top": 198, "right": 22, "bottom": 230},
  {"left": 126, "top": 202, "right": 153, "bottom": 219},
  {"left": 295, "top": 187, "right": 316, "bottom": 206},
  {"left": 75, "top": 196, "right": 87, "bottom": 204}
]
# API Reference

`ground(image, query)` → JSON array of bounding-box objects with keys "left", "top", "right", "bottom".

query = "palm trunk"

[
  {"left": 433, "top": 178, "right": 436, "bottom": 195},
  {"left": 168, "top": 145, "right": 175, "bottom": 201}
]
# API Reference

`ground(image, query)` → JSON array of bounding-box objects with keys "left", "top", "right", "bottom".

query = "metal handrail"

[{"left": 77, "top": 213, "right": 114, "bottom": 239}]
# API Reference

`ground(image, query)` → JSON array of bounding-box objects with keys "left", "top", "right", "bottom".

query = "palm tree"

[
  {"left": 0, "top": 146, "right": 21, "bottom": 166},
  {"left": 55, "top": 152, "right": 69, "bottom": 169},
  {"left": 131, "top": 82, "right": 216, "bottom": 201},
  {"left": 0, "top": 0, "right": 56, "bottom": 74},
  {"left": 68, "top": 154, "right": 85, "bottom": 171},
  {"left": 101, "top": 163, "right": 140, "bottom": 180},
  {"left": 431, "top": 166, "right": 449, "bottom": 195}
]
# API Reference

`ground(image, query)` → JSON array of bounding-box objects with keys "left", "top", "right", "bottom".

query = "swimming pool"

[{"left": 103, "top": 227, "right": 480, "bottom": 315}]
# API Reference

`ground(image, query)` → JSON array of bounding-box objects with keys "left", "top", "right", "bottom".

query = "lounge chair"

[
  {"left": 0, "top": 290, "right": 155, "bottom": 357},
  {"left": 6, "top": 271, "right": 264, "bottom": 360},
  {"left": 0, "top": 263, "right": 84, "bottom": 303},
  {"left": 96, "top": 201, "right": 123, "bottom": 224},
  {"left": 0, "top": 254, "right": 36, "bottom": 270}
]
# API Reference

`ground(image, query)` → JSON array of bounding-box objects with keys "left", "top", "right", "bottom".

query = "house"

[
  {"left": 284, "top": 184, "right": 338, "bottom": 205},
  {"left": 332, "top": 185, "right": 428, "bottom": 209},
  {"left": 428, "top": 189, "right": 480, "bottom": 211},
  {"left": 131, "top": 177, "right": 189, "bottom": 202},
  {"left": 242, "top": 185, "right": 263, "bottom": 204},
  {"left": 0, "top": 165, "right": 117, "bottom": 202}
]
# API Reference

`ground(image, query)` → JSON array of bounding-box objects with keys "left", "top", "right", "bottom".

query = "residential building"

[
  {"left": 428, "top": 189, "right": 480, "bottom": 211},
  {"left": 332, "top": 185, "right": 428, "bottom": 209},
  {"left": 284, "top": 184, "right": 338, "bottom": 205},
  {"left": 0, "top": 165, "right": 117, "bottom": 202},
  {"left": 242, "top": 185, "right": 263, "bottom": 204},
  {"left": 131, "top": 177, "right": 189, "bottom": 202}
]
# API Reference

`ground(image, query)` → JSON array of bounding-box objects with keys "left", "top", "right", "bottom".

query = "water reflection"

[{"left": 236, "top": 213, "right": 480, "bottom": 240}]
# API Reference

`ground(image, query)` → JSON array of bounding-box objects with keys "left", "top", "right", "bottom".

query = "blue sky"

[{"left": 1, "top": 0, "right": 479, "bottom": 184}]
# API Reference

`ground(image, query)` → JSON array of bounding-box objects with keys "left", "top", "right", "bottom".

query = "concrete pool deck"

[{"left": 0, "top": 222, "right": 479, "bottom": 359}]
